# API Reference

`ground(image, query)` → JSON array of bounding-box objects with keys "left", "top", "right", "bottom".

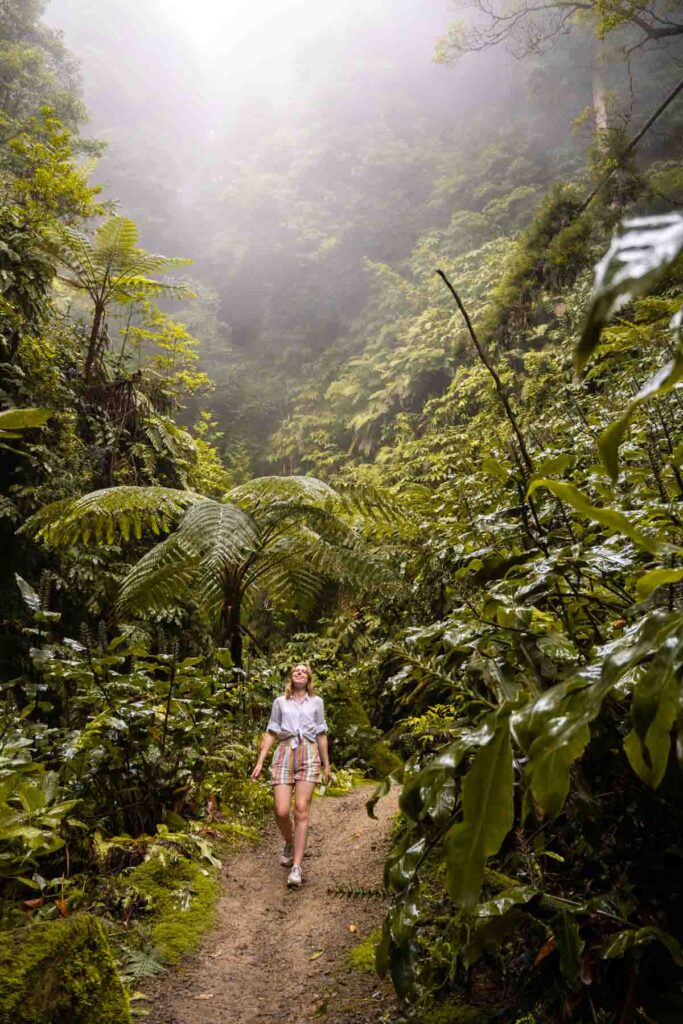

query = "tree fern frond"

[
  {"left": 301, "top": 533, "right": 393, "bottom": 590},
  {"left": 117, "top": 534, "right": 197, "bottom": 616},
  {"left": 254, "top": 500, "right": 355, "bottom": 541},
  {"left": 227, "top": 475, "right": 338, "bottom": 509},
  {"left": 177, "top": 500, "right": 257, "bottom": 567},
  {"left": 22, "top": 486, "right": 199, "bottom": 548},
  {"left": 117, "top": 500, "right": 257, "bottom": 619},
  {"left": 242, "top": 554, "right": 324, "bottom": 616},
  {"left": 94, "top": 216, "right": 139, "bottom": 254},
  {"left": 142, "top": 414, "right": 197, "bottom": 480}
]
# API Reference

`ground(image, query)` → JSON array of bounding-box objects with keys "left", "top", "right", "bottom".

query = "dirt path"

[{"left": 147, "top": 785, "right": 399, "bottom": 1024}]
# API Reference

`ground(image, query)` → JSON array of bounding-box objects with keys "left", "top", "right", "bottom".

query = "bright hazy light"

[{"left": 165, "top": 0, "right": 356, "bottom": 65}]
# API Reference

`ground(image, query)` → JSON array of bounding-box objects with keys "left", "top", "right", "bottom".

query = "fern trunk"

[
  {"left": 221, "top": 592, "right": 243, "bottom": 671},
  {"left": 84, "top": 301, "right": 104, "bottom": 380}
]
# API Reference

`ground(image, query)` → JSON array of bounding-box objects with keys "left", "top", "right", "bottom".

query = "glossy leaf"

[
  {"left": 517, "top": 673, "right": 614, "bottom": 817},
  {"left": 384, "top": 831, "right": 426, "bottom": 893},
  {"left": 463, "top": 907, "right": 527, "bottom": 967},
  {"left": 0, "top": 407, "right": 52, "bottom": 433},
  {"left": 602, "top": 926, "right": 683, "bottom": 967},
  {"left": 624, "top": 644, "right": 679, "bottom": 788},
  {"left": 577, "top": 215, "right": 683, "bottom": 370},
  {"left": 399, "top": 726, "right": 490, "bottom": 827},
  {"left": 598, "top": 349, "right": 683, "bottom": 481},
  {"left": 527, "top": 478, "right": 663, "bottom": 555},
  {"left": 15, "top": 574, "right": 40, "bottom": 612},
  {"left": 445, "top": 719, "right": 514, "bottom": 908},
  {"left": 554, "top": 911, "right": 584, "bottom": 985},
  {"left": 636, "top": 567, "right": 683, "bottom": 601}
]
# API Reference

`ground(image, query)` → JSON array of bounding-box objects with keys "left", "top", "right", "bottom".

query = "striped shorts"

[{"left": 270, "top": 738, "right": 321, "bottom": 786}]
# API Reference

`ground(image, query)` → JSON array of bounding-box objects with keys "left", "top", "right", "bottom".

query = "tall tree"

[
  {"left": 0, "top": 0, "right": 86, "bottom": 131},
  {"left": 434, "top": 2, "right": 683, "bottom": 62},
  {"left": 54, "top": 217, "right": 190, "bottom": 380}
]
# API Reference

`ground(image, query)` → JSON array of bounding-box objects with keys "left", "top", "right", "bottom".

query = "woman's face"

[{"left": 291, "top": 664, "right": 309, "bottom": 689}]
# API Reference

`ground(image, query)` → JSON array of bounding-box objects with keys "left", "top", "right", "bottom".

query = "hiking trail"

[{"left": 146, "top": 785, "right": 400, "bottom": 1024}]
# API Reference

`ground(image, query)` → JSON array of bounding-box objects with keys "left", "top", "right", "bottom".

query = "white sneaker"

[
  {"left": 287, "top": 865, "right": 303, "bottom": 888},
  {"left": 280, "top": 842, "right": 294, "bottom": 867}
]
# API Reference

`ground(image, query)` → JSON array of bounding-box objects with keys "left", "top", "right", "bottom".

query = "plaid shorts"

[{"left": 270, "top": 738, "right": 321, "bottom": 786}]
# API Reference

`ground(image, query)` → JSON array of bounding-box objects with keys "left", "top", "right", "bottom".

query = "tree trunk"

[
  {"left": 84, "top": 302, "right": 104, "bottom": 380},
  {"left": 221, "top": 594, "right": 243, "bottom": 672},
  {"left": 592, "top": 51, "right": 609, "bottom": 137}
]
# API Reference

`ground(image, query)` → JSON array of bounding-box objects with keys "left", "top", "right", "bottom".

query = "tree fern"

[
  {"left": 227, "top": 474, "right": 337, "bottom": 509},
  {"left": 25, "top": 476, "right": 393, "bottom": 661},
  {"left": 117, "top": 499, "right": 257, "bottom": 618},
  {"left": 22, "top": 486, "right": 199, "bottom": 547}
]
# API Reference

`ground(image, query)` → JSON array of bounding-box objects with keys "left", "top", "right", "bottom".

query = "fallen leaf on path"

[
  {"left": 194, "top": 993, "right": 214, "bottom": 1000},
  {"left": 313, "top": 1001, "right": 328, "bottom": 1018},
  {"left": 309, "top": 950, "right": 324, "bottom": 960},
  {"left": 348, "top": 923, "right": 357, "bottom": 933},
  {"left": 533, "top": 935, "right": 556, "bottom": 967}
]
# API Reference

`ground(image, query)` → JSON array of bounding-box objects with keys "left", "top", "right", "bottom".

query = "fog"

[
  {"left": 45, "top": 0, "right": 516, "bottom": 257},
  {"left": 41, "top": 0, "right": 680, "bottom": 432}
]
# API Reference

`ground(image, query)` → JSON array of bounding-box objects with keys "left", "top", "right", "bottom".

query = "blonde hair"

[{"left": 284, "top": 662, "right": 314, "bottom": 699}]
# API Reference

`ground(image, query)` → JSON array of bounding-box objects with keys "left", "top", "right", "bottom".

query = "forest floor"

[{"left": 145, "top": 784, "right": 400, "bottom": 1024}]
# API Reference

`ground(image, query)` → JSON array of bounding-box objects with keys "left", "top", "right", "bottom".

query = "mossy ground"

[
  {"left": 123, "top": 852, "right": 220, "bottom": 964},
  {"left": 346, "top": 926, "right": 381, "bottom": 973},
  {"left": 0, "top": 914, "right": 130, "bottom": 1024},
  {"left": 421, "top": 1001, "right": 498, "bottom": 1024}
]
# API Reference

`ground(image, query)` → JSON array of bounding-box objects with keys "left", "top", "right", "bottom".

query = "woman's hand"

[
  {"left": 250, "top": 762, "right": 263, "bottom": 780},
  {"left": 322, "top": 765, "right": 332, "bottom": 785}
]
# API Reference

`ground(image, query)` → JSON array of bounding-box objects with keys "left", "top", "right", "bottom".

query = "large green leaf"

[
  {"left": 463, "top": 885, "right": 539, "bottom": 967},
  {"left": 445, "top": 719, "right": 514, "bottom": 908},
  {"left": 399, "top": 724, "right": 492, "bottom": 827},
  {"left": 23, "top": 486, "right": 200, "bottom": 547},
  {"left": 602, "top": 926, "right": 683, "bottom": 967},
  {"left": 623, "top": 644, "right": 679, "bottom": 788},
  {"left": 598, "top": 348, "right": 683, "bottom": 481},
  {"left": 515, "top": 672, "right": 614, "bottom": 817},
  {"left": 384, "top": 831, "right": 426, "bottom": 893},
  {"left": 517, "top": 611, "right": 683, "bottom": 812},
  {"left": 636, "top": 567, "right": 683, "bottom": 601},
  {"left": 0, "top": 407, "right": 52, "bottom": 434},
  {"left": 554, "top": 910, "right": 584, "bottom": 986},
  {"left": 14, "top": 574, "right": 40, "bottom": 612},
  {"left": 577, "top": 215, "right": 683, "bottom": 370},
  {"left": 527, "top": 478, "right": 663, "bottom": 555},
  {"left": 463, "top": 907, "right": 527, "bottom": 968}
]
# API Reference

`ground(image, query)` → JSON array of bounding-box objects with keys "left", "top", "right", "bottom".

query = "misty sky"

[{"left": 46, "top": 0, "right": 455, "bottom": 115}]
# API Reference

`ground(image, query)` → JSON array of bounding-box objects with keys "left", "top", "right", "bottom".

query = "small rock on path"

[{"left": 146, "top": 785, "right": 399, "bottom": 1024}]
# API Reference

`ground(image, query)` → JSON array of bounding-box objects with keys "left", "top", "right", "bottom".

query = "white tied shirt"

[{"left": 267, "top": 694, "right": 328, "bottom": 749}]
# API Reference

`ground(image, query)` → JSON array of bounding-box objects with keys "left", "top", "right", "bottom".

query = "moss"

[
  {"left": 422, "top": 1000, "right": 495, "bottom": 1024},
  {"left": 201, "top": 820, "right": 260, "bottom": 843},
  {"left": 124, "top": 853, "right": 219, "bottom": 964},
  {"left": 346, "top": 928, "right": 381, "bottom": 973},
  {"left": 0, "top": 914, "right": 130, "bottom": 1024}
]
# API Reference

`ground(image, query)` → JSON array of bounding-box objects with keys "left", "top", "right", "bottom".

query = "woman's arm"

[
  {"left": 316, "top": 733, "right": 331, "bottom": 784},
  {"left": 250, "top": 731, "right": 277, "bottom": 779}
]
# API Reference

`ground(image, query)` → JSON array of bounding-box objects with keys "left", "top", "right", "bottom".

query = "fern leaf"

[{"left": 23, "top": 486, "right": 199, "bottom": 548}]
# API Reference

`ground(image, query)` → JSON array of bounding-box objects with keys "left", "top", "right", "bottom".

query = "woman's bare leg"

[
  {"left": 293, "top": 781, "right": 316, "bottom": 867},
  {"left": 273, "top": 784, "right": 294, "bottom": 843}
]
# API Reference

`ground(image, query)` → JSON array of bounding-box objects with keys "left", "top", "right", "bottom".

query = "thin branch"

[
  {"left": 579, "top": 74, "right": 683, "bottom": 214},
  {"left": 436, "top": 269, "right": 534, "bottom": 474}
]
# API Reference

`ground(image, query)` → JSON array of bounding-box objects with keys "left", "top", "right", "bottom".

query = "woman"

[{"left": 250, "top": 663, "right": 331, "bottom": 887}]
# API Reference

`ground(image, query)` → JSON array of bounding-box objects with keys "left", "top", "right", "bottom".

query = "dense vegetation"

[{"left": 1, "top": 1, "right": 683, "bottom": 1021}]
